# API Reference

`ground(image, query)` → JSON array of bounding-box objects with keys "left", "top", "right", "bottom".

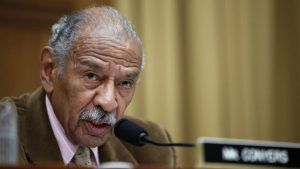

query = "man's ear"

[{"left": 40, "top": 47, "right": 56, "bottom": 94}]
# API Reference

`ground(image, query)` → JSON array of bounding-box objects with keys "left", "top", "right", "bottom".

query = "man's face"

[{"left": 49, "top": 36, "right": 141, "bottom": 147}]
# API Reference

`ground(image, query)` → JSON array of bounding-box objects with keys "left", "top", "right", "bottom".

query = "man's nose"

[{"left": 94, "top": 80, "right": 117, "bottom": 112}]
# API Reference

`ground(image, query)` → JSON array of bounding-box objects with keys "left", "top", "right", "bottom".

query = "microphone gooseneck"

[{"left": 114, "top": 118, "right": 195, "bottom": 147}]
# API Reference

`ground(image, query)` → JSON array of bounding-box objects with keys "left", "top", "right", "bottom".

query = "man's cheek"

[
  {"left": 71, "top": 113, "right": 83, "bottom": 131},
  {"left": 118, "top": 105, "right": 127, "bottom": 118}
]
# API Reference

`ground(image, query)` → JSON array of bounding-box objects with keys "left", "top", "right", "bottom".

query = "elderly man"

[{"left": 1, "top": 6, "right": 176, "bottom": 167}]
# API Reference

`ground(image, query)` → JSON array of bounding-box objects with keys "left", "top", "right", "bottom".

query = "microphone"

[{"left": 114, "top": 118, "right": 195, "bottom": 147}]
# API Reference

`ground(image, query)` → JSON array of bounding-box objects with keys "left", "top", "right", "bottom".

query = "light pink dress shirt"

[{"left": 45, "top": 95, "right": 100, "bottom": 166}]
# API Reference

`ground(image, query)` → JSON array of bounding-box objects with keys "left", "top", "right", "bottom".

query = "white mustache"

[{"left": 79, "top": 108, "right": 116, "bottom": 126}]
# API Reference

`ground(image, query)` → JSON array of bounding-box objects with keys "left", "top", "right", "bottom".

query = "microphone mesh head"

[{"left": 114, "top": 118, "right": 148, "bottom": 146}]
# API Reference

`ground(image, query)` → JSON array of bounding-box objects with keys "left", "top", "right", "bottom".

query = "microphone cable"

[{"left": 140, "top": 133, "right": 195, "bottom": 147}]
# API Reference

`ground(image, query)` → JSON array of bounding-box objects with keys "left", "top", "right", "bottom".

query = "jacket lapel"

[
  {"left": 99, "top": 136, "right": 138, "bottom": 165},
  {"left": 21, "top": 88, "right": 63, "bottom": 165}
]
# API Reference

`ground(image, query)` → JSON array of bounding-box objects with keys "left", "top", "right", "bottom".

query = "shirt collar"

[{"left": 45, "top": 95, "right": 100, "bottom": 166}]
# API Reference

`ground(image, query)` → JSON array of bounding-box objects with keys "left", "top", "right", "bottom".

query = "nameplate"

[{"left": 198, "top": 137, "right": 300, "bottom": 168}]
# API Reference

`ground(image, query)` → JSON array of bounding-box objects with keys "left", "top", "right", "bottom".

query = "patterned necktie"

[{"left": 74, "top": 146, "right": 94, "bottom": 167}]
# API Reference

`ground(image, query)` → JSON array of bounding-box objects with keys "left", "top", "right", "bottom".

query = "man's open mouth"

[
  {"left": 85, "top": 120, "right": 111, "bottom": 136},
  {"left": 89, "top": 121, "right": 111, "bottom": 128}
]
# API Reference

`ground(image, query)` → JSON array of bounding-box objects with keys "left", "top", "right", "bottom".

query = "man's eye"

[
  {"left": 119, "top": 81, "right": 133, "bottom": 89},
  {"left": 86, "top": 73, "right": 97, "bottom": 81}
]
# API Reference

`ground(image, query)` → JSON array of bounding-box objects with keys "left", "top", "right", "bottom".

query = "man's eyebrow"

[
  {"left": 78, "top": 60, "right": 102, "bottom": 70},
  {"left": 125, "top": 72, "right": 140, "bottom": 80}
]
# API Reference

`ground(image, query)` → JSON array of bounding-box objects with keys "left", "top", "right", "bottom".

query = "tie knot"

[{"left": 74, "top": 146, "right": 93, "bottom": 167}]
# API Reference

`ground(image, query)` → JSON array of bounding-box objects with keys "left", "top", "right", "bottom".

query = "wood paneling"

[{"left": 0, "top": 0, "right": 112, "bottom": 97}]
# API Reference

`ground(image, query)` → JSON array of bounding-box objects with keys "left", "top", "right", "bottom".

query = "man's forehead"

[
  {"left": 74, "top": 36, "right": 140, "bottom": 57},
  {"left": 71, "top": 36, "right": 142, "bottom": 68}
]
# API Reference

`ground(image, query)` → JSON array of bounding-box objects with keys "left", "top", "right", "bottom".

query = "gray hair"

[{"left": 48, "top": 6, "right": 144, "bottom": 77}]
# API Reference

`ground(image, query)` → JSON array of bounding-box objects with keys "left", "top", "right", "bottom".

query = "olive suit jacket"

[{"left": 1, "top": 88, "right": 176, "bottom": 167}]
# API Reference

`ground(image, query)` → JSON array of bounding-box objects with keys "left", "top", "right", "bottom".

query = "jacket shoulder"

[{"left": 1, "top": 92, "right": 31, "bottom": 115}]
